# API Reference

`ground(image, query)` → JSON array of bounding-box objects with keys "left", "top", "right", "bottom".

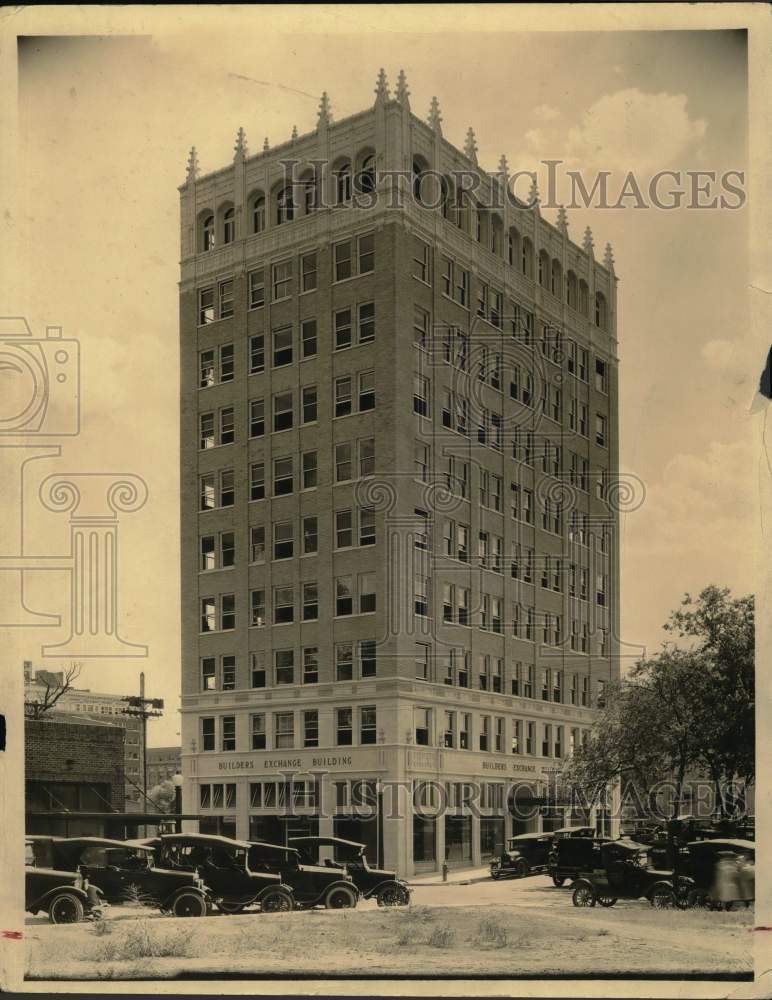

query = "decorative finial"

[
  {"left": 583, "top": 226, "right": 594, "bottom": 254},
  {"left": 556, "top": 205, "right": 568, "bottom": 235},
  {"left": 291, "top": 125, "right": 298, "bottom": 141},
  {"left": 375, "top": 68, "right": 390, "bottom": 105},
  {"left": 185, "top": 146, "right": 199, "bottom": 183},
  {"left": 428, "top": 96, "right": 442, "bottom": 134},
  {"left": 464, "top": 127, "right": 478, "bottom": 165},
  {"left": 603, "top": 242, "right": 615, "bottom": 271},
  {"left": 317, "top": 91, "right": 332, "bottom": 128},
  {"left": 262, "top": 136, "right": 270, "bottom": 153},
  {"left": 498, "top": 154, "right": 509, "bottom": 181},
  {"left": 234, "top": 127, "right": 248, "bottom": 161},
  {"left": 395, "top": 69, "right": 410, "bottom": 108},
  {"left": 528, "top": 175, "right": 540, "bottom": 208}
]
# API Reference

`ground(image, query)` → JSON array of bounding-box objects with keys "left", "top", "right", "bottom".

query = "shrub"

[
  {"left": 474, "top": 918, "right": 509, "bottom": 949},
  {"left": 91, "top": 917, "right": 113, "bottom": 937},
  {"left": 428, "top": 926, "right": 455, "bottom": 949},
  {"left": 94, "top": 920, "right": 192, "bottom": 962}
]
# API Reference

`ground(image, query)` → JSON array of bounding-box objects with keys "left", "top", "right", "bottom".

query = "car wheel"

[
  {"left": 515, "top": 859, "right": 529, "bottom": 879},
  {"left": 171, "top": 891, "right": 207, "bottom": 917},
  {"left": 552, "top": 875, "right": 566, "bottom": 887},
  {"left": 572, "top": 883, "right": 596, "bottom": 908},
  {"left": 490, "top": 871, "right": 501, "bottom": 881},
  {"left": 216, "top": 899, "right": 246, "bottom": 915},
  {"left": 49, "top": 892, "right": 84, "bottom": 925},
  {"left": 324, "top": 885, "right": 358, "bottom": 909},
  {"left": 650, "top": 887, "right": 676, "bottom": 909},
  {"left": 261, "top": 888, "right": 294, "bottom": 914},
  {"left": 377, "top": 885, "right": 410, "bottom": 908},
  {"left": 597, "top": 896, "right": 617, "bottom": 908}
]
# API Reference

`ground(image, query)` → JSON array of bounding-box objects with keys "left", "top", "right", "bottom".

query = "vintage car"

[
  {"left": 289, "top": 836, "right": 411, "bottom": 906},
  {"left": 25, "top": 836, "right": 104, "bottom": 924},
  {"left": 146, "top": 834, "right": 295, "bottom": 914},
  {"left": 571, "top": 839, "right": 678, "bottom": 908},
  {"left": 548, "top": 836, "right": 609, "bottom": 887},
  {"left": 489, "top": 832, "right": 553, "bottom": 880},
  {"left": 675, "top": 838, "right": 755, "bottom": 910},
  {"left": 248, "top": 841, "right": 359, "bottom": 909},
  {"left": 54, "top": 837, "right": 211, "bottom": 917}
]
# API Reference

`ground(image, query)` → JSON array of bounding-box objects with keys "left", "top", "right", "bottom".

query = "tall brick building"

[{"left": 179, "top": 72, "right": 620, "bottom": 874}]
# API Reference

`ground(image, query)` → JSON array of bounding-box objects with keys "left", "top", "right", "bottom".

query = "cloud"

[
  {"left": 533, "top": 104, "right": 560, "bottom": 122},
  {"left": 564, "top": 88, "right": 707, "bottom": 173},
  {"left": 701, "top": 339, "right": 735, "bottom": 371}
]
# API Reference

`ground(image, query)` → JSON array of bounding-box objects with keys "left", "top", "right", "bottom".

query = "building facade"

[
  {"left": 24, "top": 664, "right": 144, "bottom": 811},
  {"left": 179, "top": 73, "right": 621, "bottom": 874},
  {"left": 146, "top": 745, "right": 182, "bottom": 789}
]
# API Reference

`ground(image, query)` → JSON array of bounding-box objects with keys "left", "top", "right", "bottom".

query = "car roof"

[
  {"left": 552, "top": 826, "right": 594, "bottom": 834},
  {"left": 59, "top": 837, "right": 144, "bottom": 851},
  {"left": 603, "top": 839, "right": 648, "bottom": 853},
  {"left": 509, "top": 833, "right": 550, "bottom": 841},
  {"left": 288, "top": 836, "right": 365, "bottom": 850},
  {"left": 248, "top": 841, "right": 302, "bottom": 857},
  {"left": 687, "top": 838, "right": 754, "bottom": 851},
  {"left": 159, "top": 833, "right": 252, "bottom": 849}
]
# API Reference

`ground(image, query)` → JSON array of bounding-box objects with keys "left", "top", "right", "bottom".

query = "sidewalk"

[{"left": 407, "top": 864, "right": 491, "bottom": 887}]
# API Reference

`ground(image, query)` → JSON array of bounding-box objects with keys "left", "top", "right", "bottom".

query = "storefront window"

[
  {"left": 413, "top": 815, "right": 436, "bottom": 863},
  {"left": 444, "top": 815, "right": 472, "bottom": 863},
  {"left": 480, "top": 817, "right": 505, "bottom": 860}
]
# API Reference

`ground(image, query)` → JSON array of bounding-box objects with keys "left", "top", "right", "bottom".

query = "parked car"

[
  {"left": 146, "top": 834, "right": 295, "bottom": 914},
  {"left": 549, "top": 836, "right": 609, "bottom": 887},
  {"left": 489, "top": 833, "right": 553, "bottom": 880},
  {"left": 571, "top": 839, "right": 678, "bottom": 908},
  {"left": 248, "top": 841, "right": 359, "bottom": 909},
  {"left": 675, "top": 838, "right": 755, "bottom": 910},
  {"left": 25, "top": 836, "right": 104, "bottom": 925},
  {"left": 53, "top": 837, "right": 210, "bottom": 917},
  {"left": 289, "top": 836, "right": 411, "bottom": 906}
]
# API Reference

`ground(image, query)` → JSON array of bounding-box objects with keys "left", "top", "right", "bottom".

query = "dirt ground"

[{"left": 24, "top": 877, "right": 754, "bottom": 981}]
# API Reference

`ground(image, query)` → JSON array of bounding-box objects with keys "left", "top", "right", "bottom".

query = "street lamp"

[{"left": 172, "top": 770, "right": 183, "bottom": 833}]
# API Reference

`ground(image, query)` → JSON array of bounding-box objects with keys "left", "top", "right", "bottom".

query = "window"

[
  {"left": 336, "top": 642, "right": 353, "bottom": 681},
  {"left": 223, "top": 207, "right": 235, "bottom": 244},
  {"left": 413, "top": 237, "right": 430, "bottom": 283},
  {"left": 455, "top": 265, "right": 469, "bottom": 306},
  {"left": 297, "top": 452, "right": 316, "bottom": 493},
  {"left": 249, "top": 399, "right": 265, "bottom": 438},
  {"left": 335, "top": 163, "right": 352, "bottom": 204},
  {"left": 413, "top": 374, "right": 430, "bottom": 417},
  {"left": 220, "top": 594, "right": 236, "bottom": 630},
  {"left": 359, "top": 506, "right": 376, "bottom": 546},
  {"left": 360, "top": 639, "right": 376, "bottom": 677},
  {"left": 201, "top": 717, "right": 215, "bottom": 752},
  {"left": 273, "top": 456, "right": 293, "bottom": 496},
  {"left": 200, "top": 535, "right": 215, "bottom": 571},
  {"left": 249, "top": 268, "right": 265, "bottom": 309},
  {"left": 359, "top": 437, "right": 375, "bottom": 477},
  {"left": 220, "top": 531, "right": 235, "bottom": 567},
  {"left": 479, "top": 716, "right": 490, "bottom": 752},
  {"left": 272, "top": 260, "right": 292, "bottom": 301},
  {"left": 335, "top": 308, "right": 352, "bottom": 350},
  {"left": 251, "top": 714, "right": 266, "bottom": 750},
  {"left": 250, "top": 462, "right": 265, "bottom": 501},
  {"left": 273, "top": 392, "right": 293, "bottom": 431},
  {"left": 358, "top": 233, "right": 374, "bottom": 273},
  {"left": 202, "top": 657, "right": 216, "bottom": 691},
  {"left": 200, "top": 413, "right": 215, "bottom": 450},
  {"left": 358, "top": 302, "right": 375, "bottom": 343},
  {"left": 595, "top": 357, "right": 607, "bottom": 393},
  {"left": 336, "top": 509, "right": 353, "bottom": 548},
  {"left": 302, "top": 385, "right": 317, "bottom": 423},
  {"left": 250, "top": 589, "right": 265, "bottom": 627},
  {"left": 219, "top": 407, "right": 234, "bottom": 445},
  {"left": 414, "top": 576, "right": 430, "bottom": 617},
  {"left": 336, "top": 576, "right": 353, "bottom": 616},
  {"left": 275, "top": 650, "right": 295, "bottom": 685},
  {"left": 336, "top": 708, "right": 353, "bottom": 746},
  {"left": 360, "top": 707, "right": 377, "bottom": 745},
  {"left": 415, "top": 707, "right": 431, "bottom": 746},
  {"left": 303, "top": 515, "right": 318, "bottom": 554},
  {"left": 273, "top": 521, "right": 294, "bottom": 560},
  {"left": 303, "top": 647, "right": 319, "bottom": 685},
  {"left": 200, "top": 474, "right": 215, "bottom": 511},
  {"left": 414, "top": 508, "right": 430, "bottom": 551},
  {"left": 335, "top": 376, "right": 352, "bottom": 417},
  {"left": 249, "top": 335, "right": 265, "bottom": 376},
  {"left": 273, "top": 327, "right": 293, "bottom": 367},
  {"left": 301, "top": 252, "right": 317, "bottom": 292},
  {"left": 274, "top": 712, "right": 294, "bottom": 749},
  {"left": 460, "top": 713, "right": 471, "bottom": 750},
  {"left": 415, "top": 643, "right": 430, "bottom": 681},
  {"left": 199, "top": 350, "right": 215, "bottom": 388},
  {"left": 414, "top": 441, "right": 430, "bottom": 481},
  {"left": 334, "top": 240, "right": 352, "bottom": 281},
  {"left": 596, "top": 413, "right": 607, "bottom": 447},
  {"left": 222, "top": 716, "right": 236, "bottom": 752},
  {"left": 219, "top": 279, "right": 234, "bottom": 319},
  {"left": 276, "top": 187, "right": 295, "bottom": 225},
  {"left": 359, "top": 371, "right": 375, "bottom": 411},
  {"left": 444, "top": 711, "right": 456, "bottom": 748},
  {"left": 413, "top": 307, "right": 430, "bottom": 349},
  {"left": 457, "top": 587, "right": 470, "bottom": 626},
  {"left": 301, "top": 319, "right": 317, "bottom": 359},
  {"left": 359, "top": 573, "right": 376, "bottom": 613},
  {"left": 303, "top": 582, "right": 318, "bottom": 621},
  {"left": 304, "top": 710, "right": 319, "bottom": 748},
  {"left": 335, "top": 443, "right": 352, "bottom": 482}
]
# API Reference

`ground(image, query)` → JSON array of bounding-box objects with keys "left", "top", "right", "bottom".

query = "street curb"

[{"left": 408, "top": 875, "right": 492, "bottom": 888}]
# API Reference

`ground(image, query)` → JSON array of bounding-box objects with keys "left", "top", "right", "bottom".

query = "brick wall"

[{"left": 25, "top": 716, "right": 125, "bottom": 808}]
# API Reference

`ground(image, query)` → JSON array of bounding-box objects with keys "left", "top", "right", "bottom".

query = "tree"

[
  {"left": 147, "top": 779, "right": 176, "bottom": 814},
  {"left": 24, "top": 662, "right": 82, "bottom": 719}
]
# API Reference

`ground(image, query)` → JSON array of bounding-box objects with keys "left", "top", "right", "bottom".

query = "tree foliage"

[{"left": 147, "top": 779, "right": 177, "bottom": 814}]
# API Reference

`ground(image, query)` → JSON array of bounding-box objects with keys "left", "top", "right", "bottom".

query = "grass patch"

[
  {"left": 474, "top": 917, "right": 509, "bottom": 949},
  {"left": 93, "top": 920, "right": 192, "bottom": 962},
  {"left": 427, "top": 926, "right": 455, "bottom": 948}
]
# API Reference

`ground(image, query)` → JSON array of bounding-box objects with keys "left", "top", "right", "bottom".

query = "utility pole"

[{"left": 121, "top": 672, "right": 164, "bottom": 822}]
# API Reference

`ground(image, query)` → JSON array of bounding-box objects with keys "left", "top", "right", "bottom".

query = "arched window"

[
  {"left": 456, "top": 191, "right": 469, "bottom": 233},
  {"left": 300, "top": 172, "right": 317, "bottom": 214},
  {"left": 440, "top": 177, "right": 454, "bottom": 223},
  {"left": 578, "top": 279, "right": 589, "bottom": 316},
  {"left": 508, "top": 227, "right": 520, "bottom": 267},
  {"left": 335, "top": 162, "right": 352, "bottom": 205},
  {"left": 412, "top": 157, "right": 428, "bottom": 205},
  {"left": 223, "top": 206, "right": 235, "bottom": 245},
  {"left": 551, "top": 259, "right": 562, "bottom": 297},
  {"left": 538, "top": 250, "right": 550, "bottom": 288},
  {"left": 202, "top": 214, "right": 215, "bottom": 252},
  {"left": 566, "top": 270, "right": 577, "bottom": 308},
  {"left": 276, "top": 187, "right": 295, "bottom": 225},
  {"left": 595, "top": 292, "right": 607, "bottom": 330},
  {"left": 490, "top": 214, "right": 503, "bottom": 256},
  {"left": 358, "top": 154, "right": 376, "bottom": 195},
  {"left": 522, "top": 237, "right": 533, "bottom": 278},
  {"left": 252, "top": 195, "right": 265, "bottom": 234}
]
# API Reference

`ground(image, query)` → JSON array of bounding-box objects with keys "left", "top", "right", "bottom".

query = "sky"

[{"left": 3, "top": 11, "right": 758, "bottom": 747}]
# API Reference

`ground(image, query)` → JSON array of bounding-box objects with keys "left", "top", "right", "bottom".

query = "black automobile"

[
  {"left": 248, "top": 841, "right": 359, "bottom": 909},
  {"left": 571, "top": 839, "right": 678, "bottom": 908},
  {"left": 289, "top": 836, "right": 411, "bottom": 907},
  {"left": 549, "top": 836, "right": 609, "bottom": 887},
  {"left": 25, "top": 836, "right": 104, "bottom": 925},
  {"left": 147, "top": 834, "right": 295, "bottom": 914},
  {"left": 676, "top": 838, "right": 755, "bottom": 910},
  {"left": 489, "top": 832, "right": 553, "bottom": 880},
  {"left": 55, "top": 837, "right": 211, "bottom": 917}
]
